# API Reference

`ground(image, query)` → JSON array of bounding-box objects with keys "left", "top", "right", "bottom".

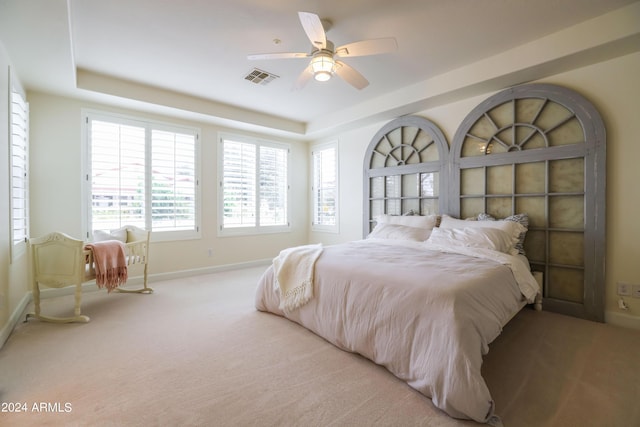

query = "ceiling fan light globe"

[
  {"left": 314, "top": 71, "right": 332, "bottom": 82},
  {"left": 310, "top": 52, "right": 335, "bottom": 82}
]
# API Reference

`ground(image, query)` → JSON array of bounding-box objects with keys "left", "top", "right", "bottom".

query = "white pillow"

[
  {"left": 93, "top": 229, "right": 127, "bottom": 243},
  {"left": 477, "top": 213, "right": 529, "bottom": 255},
  {"left": 376, "top": 214, "right": 438, "bottom": 230},
  {"left": 426, "top": 226, "right": 516, "bottom": 254},
  {"left": 368, "top": 223, "right": 432, "bottom": 242},
  {"left": 439, "top": 215, "right": 525, "bottom": 255}
]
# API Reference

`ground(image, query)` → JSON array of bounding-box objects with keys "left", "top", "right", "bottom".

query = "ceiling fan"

[{"left": 247, "top": 11, "right": 397, "bottom": 90}]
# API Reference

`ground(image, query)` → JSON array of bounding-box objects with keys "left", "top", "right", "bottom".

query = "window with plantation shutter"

[
  {"left": 10, "top": 87, "right": 29, "bottom": 258},
  {"left": 151, "top": 130, "right": 197, "bottom": 232},
  {"left": 84, "top": 111, "right": 200, "bottom": 241},
  {"left": 311, "top": 142, "right": 338, "bottom": 232},
  {"left": 219, "top": 134, "right": 289, "bottom": 235}
]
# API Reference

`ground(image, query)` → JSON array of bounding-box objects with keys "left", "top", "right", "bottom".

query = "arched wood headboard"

[
  {"left": 450, "top": 83, "right": 606, "bottom": 321},
  {"left": 363, "top": 115, "right": 449, "bottom": 236},
  {"left": 363, "top": 84, "right": 606, "bottom": 321}
]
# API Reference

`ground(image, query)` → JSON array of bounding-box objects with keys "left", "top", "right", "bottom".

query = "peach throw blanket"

[{"left": 85, "top": 241, "right": 128, "bottom": 292}]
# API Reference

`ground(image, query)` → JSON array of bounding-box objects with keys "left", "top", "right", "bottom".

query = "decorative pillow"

[
  {"left": 93, "top": 228, "right": 127, "bottom": 243},
  {"left": 439, "top": 215, "right": 525, "bottom": 255},
  {"left": 477, "top": 213, "right": 529, "bottom": 255},
  {"left": 376, "top": 214, "right": 438, "bottom": 230},
  {"left": 426, "top": 226, "right": 516, "bottom": 254},
  {"left": 368, "top": 223, "right": 432, "bottom": 242}
]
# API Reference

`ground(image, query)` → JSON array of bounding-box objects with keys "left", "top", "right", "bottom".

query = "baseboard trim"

[
  {"left": 0, "top": 259, "right": 272, "bottom": 349},
  {"left": 149, "top": 259, "right": 271, "bottom": 282},
  {"left": 0, "top": 292, "right": 32, "bottom": 350},
  {"left": 605, "top": 310, "right": 640, "bottom": 330}
]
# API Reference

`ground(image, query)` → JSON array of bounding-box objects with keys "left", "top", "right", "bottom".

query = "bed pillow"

[
  {"left": 477, "top": 213, "right": 529, "bottom": 255},
  {"left": 368, "top": 223, "right": 432, "bottom": 242},
  {"left": 439, "top": 214, "right": 525, "bottom": 255},
  {"left": 375, "top": 214, "right": 438, "bottom": 230},
  {"left": 93, "top": 228, "right": 127, "bottom": 243},
  {"left": 426, "top": 226, "right": 516, "bottom": 254}
]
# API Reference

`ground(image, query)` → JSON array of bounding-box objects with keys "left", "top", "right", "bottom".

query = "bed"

[
  {"left": 255, "top": 83, "right": 606, "bottom": 424},
  {"left": 27, "top": 225, "right": 152, "bottom": 324}
]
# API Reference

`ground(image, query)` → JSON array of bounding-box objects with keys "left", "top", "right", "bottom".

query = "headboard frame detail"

[
  {"left": 450, "top": 83, "right": 606, "bottom": 321},
  {"left": 363, "top": 84, "right": 606, "bottom": 322},
  {"left": 363, "top": 115, "right": 449, "bottom": 236}
]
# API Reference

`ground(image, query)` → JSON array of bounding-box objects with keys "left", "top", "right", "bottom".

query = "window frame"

[
  {"left": 311, "top": 141, "right": 339, "bottom": 233},
  {"left": 218, "top": 132, "right": 291, "bottom": 237},
  {"left": 9, "top": 73, "right": 29, "bottom": 261},
  {"left": 82, "top": 109, "right": 201, "bottom": 242}
]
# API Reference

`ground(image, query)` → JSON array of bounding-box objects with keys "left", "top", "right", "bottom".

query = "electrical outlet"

[
  {"left": 207, "top": 248, "right": 213, "bottom": 257},
  {"left": 632, "top": 284, "right": 640, "bottom": 298},
  {"left": 617, "top": 282, "right": 632, "bottom": 296}
]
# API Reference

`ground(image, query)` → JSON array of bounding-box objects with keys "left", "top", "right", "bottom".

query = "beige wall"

[
  {"left": 0, "top": 42, "right": 30, "bottom": 344},
  {"left": 1, "top": 13, "right": 639, "bottom": 347},
  {"left": 311, "top": 52, "right": 640, "bottom": 328},
  {"left": 27, "top": 93, "right": 310, "bottom": 276}
]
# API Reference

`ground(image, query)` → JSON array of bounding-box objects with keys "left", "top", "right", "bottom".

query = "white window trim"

[
  {"left": 311, "top": 140, "right": 339, "bottom": 233},
  {"left": 218, "top": 132, "right": 291, "bottom": 237},
  {"left": 82, "top": 109, "right": 201, "bottom": 242}
]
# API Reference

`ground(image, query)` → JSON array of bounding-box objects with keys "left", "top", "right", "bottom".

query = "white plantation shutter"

[
  {"left": 222, "top": 140, "right": 256, "bottom": 227},
  {"left": 312, "top": 143, "right": 338, "bottom": 230},
  {"left": 259, "top": 145, "right": 288, "bottom": 226},
  {"left": 86, "top": 112, "right": 200, "bottom": 240},
  {"left": 220, "top": 135, "right": 289, "bottom": 234},
  {"left": 90, "top": 120, "right": 146, "bottom": 230},
  {"left": 10, "top": 89, "right": 29, "bottom": 251},
  {"left": 151, "top": 130, "right": 197, "bottom": 231}
]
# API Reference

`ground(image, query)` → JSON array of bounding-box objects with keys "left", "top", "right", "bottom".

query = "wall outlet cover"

[
  {"left": 617, "top": 282, "right": 632, "bottom": 296},
  {"left": 632, "top": 284, "right": 640, "bottom": 298}
]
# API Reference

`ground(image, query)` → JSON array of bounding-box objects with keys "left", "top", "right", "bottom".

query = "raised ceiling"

[{"left": 0, "top": 0, "right": 638, "bottom": 139}]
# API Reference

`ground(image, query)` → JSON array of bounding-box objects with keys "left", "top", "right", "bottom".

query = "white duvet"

[{"left": 255, "top": 238, "right": 539, "bottom": 424}]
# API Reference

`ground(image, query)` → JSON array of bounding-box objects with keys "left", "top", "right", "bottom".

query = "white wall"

[
  {"left": 27, "top": 93, "right": 310, "bottom": 276},
  {"left": 311, "top": 52, "right": 640, "bottom": 328}
]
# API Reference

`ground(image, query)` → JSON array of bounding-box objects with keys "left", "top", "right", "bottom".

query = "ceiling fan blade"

[
  {"left": 247, "top": 52, "right": 309, "bottom": 60},
  {"left": 298, "top": 11, "right": 326, "bottom": 50},
  {"left": 334, "top": 61, "right": 369, "bottom": 90},
  {"left": 335, "top": 38, "right": 398, "bottom": 57},
  {"left": 292, "top": 64, "right": 313, "bottom": 91}
]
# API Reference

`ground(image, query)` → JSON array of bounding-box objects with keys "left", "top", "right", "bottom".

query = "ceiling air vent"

[{"left": 244, "top": 68, "right": 279, "bottom": 85}]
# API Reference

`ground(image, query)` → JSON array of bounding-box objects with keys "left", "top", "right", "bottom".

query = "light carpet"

[{"left": 1, "top": 266, "right": 639, "bottom": 427}]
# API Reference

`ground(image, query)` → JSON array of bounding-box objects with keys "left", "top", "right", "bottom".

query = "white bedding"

[{"left": 255, "top": 239, "right": 539, "bottom": 424}]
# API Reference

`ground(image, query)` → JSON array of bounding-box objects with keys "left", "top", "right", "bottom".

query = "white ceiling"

[{"left": 0, "top": 0, "right": 638, "bottom": 139}]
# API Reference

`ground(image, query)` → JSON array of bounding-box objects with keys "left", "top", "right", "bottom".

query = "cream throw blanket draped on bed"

[
  {"left": 272, "top": 244, "right": 323, "bottom": 312},
  {"left": 84, "top": 240, "right": 128, "bottom": 292}
]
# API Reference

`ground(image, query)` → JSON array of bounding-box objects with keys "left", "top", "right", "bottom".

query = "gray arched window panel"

[
  {"left": 450, "top": 84, "right": 606, "bottom": 322},
  {"left": 363, "top": 116, "right": 449, "bottom": 237}
]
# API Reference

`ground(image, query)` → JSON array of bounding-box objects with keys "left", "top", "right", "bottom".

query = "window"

[
  {"left": 311, "top": 142, "right": 338, "bottom": 232},
  {"left": 84, "top": 111, "right": 200, "bottom": 241},
  {"left": 9, "top": 85, "right": 29, "bottom": 259},
  {"left": 219, "top": 133, "right": 289, "bottom": 235}
]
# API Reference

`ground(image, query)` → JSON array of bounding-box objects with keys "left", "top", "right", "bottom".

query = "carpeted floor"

[{"left": 1, "top": 266, "right": 639, "bottom": 427}]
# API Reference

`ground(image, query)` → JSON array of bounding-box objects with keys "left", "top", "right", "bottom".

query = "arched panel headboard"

[
  {"left": 363, "top": 116, "right": 449, "bottom": 237},
  {"left": 450, "top": 83, "right": 606, "bottom": 321}
]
